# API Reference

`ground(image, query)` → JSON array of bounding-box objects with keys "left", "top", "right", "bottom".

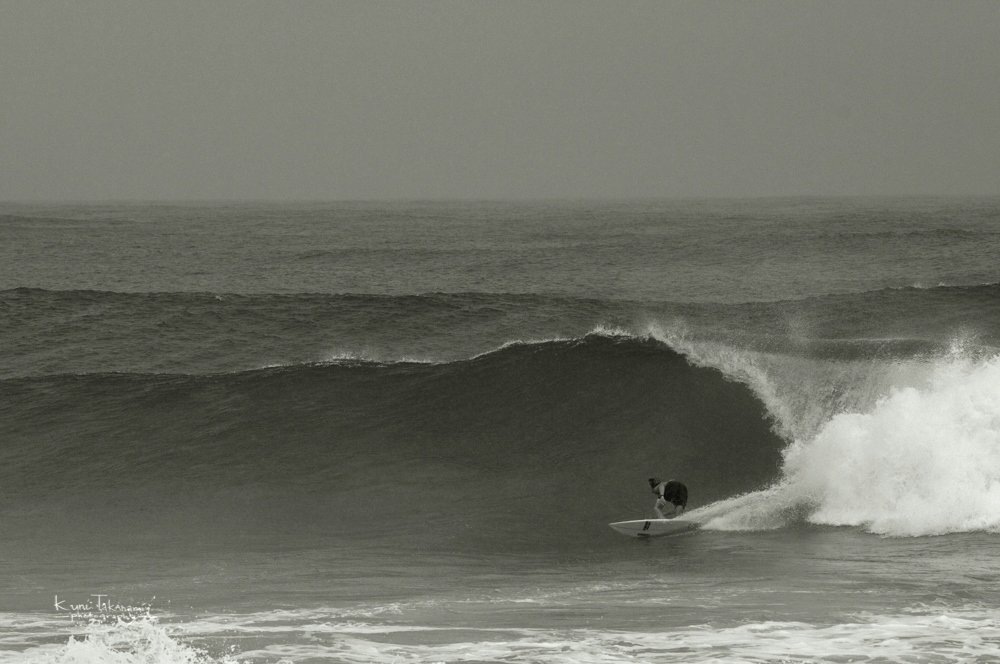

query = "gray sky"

[{"left": 2, "top": 1, "right": 998, "bottom": 200}]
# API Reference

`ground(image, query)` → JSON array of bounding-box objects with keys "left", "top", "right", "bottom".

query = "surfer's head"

[{"left": 648, "top": 477, "right": 660, "bottom": 489}]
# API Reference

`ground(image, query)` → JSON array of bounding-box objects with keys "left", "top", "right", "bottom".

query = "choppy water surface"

[{"left": 2, "top": 198, "right": 1000, "bottom": 662}]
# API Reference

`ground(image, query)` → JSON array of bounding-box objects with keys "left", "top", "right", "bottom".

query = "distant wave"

[
  {"left": 3, "top": 284, "right": 999, "bottom": 383},
  {"left": 828, "top": 228, "right": 997, "bottom": 242}
]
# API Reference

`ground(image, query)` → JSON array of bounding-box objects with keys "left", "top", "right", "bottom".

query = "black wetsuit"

[{"left": 657, "top": 480, "right": 688, "bottom": 508}]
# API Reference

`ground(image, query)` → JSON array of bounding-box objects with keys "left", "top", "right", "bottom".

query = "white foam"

[
  {"left": 588, "top": 324, "right": 639, "bottom": 339},
  {"left": 487, "top": 335, "right": 572, "bottom": 354},
  {"left": 224, "top": 608, "right": 1000, "bottom": 664},
  {"left": 320, "top": 325, "right": 639, "bottom": 368},
  {"left": 782, "top": 354, "right": 1000, "bottom": 535},
  {"left": 321, "top": 349, "right": 436, "bottom": 365},
  {"left": 672, "top": 338, "right": 1000, "bottom": 536},
  {"left": 15, "top": 606, "right": 1000, "bottom": 664},
  {"left": 650, "top": 323, "right": 1000, "bottom": 536},
  {"left": 2, "top": 617, "right": 236, "bottom": 664}
]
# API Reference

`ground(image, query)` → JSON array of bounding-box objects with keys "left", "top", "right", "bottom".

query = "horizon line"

[{"left": 2, "top": 193, "right": 998, "bottom": 206}]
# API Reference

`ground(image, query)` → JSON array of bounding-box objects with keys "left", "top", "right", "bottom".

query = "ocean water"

[{"left": 2, "top": 197, "right": 1000, "bottom": 663}]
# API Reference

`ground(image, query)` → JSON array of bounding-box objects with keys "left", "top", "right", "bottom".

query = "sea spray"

[
  {"left": 14, "top": 617, "right": 233, "bottom": 664},
  {"left": 648, "top": 321, "right": 934, "bottom": 442},
  {"left": 784, "top": 353, "right": 1000, "bottom": 535},
  {"left": 687, "top": 346, "right": 1000, "bottom": 536}
]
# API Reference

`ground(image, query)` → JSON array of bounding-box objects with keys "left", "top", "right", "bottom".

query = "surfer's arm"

[{"left": 653, "top": 497, "right": 667, "bottom": 519}]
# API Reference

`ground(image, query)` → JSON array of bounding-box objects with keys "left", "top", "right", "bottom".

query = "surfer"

[{"left": 649, "top": 477, "right": 688, "bottom": 519}]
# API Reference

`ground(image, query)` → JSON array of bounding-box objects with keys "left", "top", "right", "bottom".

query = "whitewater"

[{"left": 3, "top": 198, "right": 1000, "bottom": 663}]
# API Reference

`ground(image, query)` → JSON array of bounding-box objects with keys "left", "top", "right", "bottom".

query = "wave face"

[
  {"left": 0, "top": 334, "right": 784, "bottom": 552},
  {"left": 8, "top": 324, "right": 1000, "bottom": 548},
  {"left": 5, "top": 283, "right": 1000, "bottom": 549}
]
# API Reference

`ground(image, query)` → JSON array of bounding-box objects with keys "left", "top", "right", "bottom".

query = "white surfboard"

[{"left": 609, "top": 518, "right": 698, "bottom": 538}]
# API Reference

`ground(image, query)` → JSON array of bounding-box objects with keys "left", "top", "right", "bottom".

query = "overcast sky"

[{"left": 2, "top": 1, "right": 998, "bottom": 200}]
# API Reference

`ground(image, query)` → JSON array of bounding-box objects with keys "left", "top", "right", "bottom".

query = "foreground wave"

[
  {"left": 5, "top": 327, "right": 1000, "bottom": 549},
  {"left": 1, "top": 334, "right": 782, "bottom": 552}
]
